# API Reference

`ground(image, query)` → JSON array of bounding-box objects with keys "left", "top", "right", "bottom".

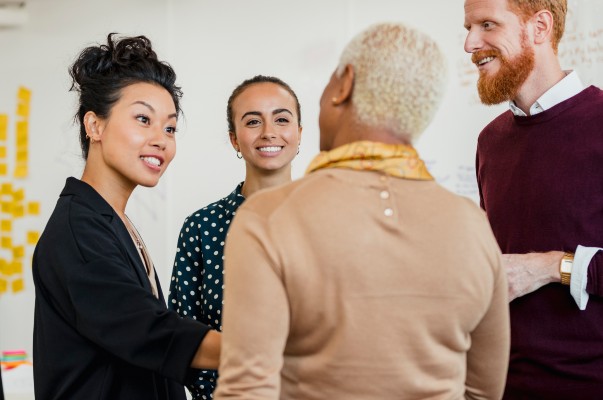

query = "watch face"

[{"left": 561, "top": 253, "right": 573, "bottom": 273}]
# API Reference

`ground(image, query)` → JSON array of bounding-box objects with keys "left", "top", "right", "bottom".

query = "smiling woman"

[
  {"left": 31, "top": 34, "right": 221, "bottom": 400},
  {"left": 167, "top": 75, "right": 302, "bottom": 400}
]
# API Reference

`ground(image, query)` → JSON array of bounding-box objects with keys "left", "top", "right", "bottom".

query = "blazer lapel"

[
  {"left": 63, "top": 178, "right": 158, "bottom": 298},
  {"left": 111, "top": 217, "right": 155, "bottom": 295}
]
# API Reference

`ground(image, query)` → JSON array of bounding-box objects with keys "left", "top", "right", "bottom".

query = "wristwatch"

[{"left": 560, "top": 252, "right": 574, "bottom": 285}]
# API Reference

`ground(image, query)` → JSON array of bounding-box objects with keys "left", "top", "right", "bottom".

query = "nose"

[
  {"left": 261, "top": 122, "right": 277, "bottom": 140},
  {"left": 464, "top": 28, "right": 482, "bottom": 53},
  {"left": 150, "top": 127, "right": 167, "bottom": 150}
]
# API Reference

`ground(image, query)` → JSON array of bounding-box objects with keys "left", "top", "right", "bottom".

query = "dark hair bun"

[{"left": 69, "top": 33, "right": 182, "bottom": 159}]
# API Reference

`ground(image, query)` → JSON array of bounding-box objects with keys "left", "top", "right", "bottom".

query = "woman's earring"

[
  {"left": 297, "top": 146, "right": 300, "bottom": 155},
  {"left": 331, "top": 97, "right": 338, "bottom": 105},
  {"left": 236, "top": 150, "right": 243, "bottom": 159}
]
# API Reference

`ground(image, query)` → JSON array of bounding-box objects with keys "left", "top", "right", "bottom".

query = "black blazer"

[{"left": 33, "top": 178, "right": 210, "bottom": 400}]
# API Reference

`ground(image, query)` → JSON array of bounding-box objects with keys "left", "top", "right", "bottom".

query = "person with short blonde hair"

[
  {"left": 335, "top": 23, "right": 446, "bottom": 143},
  {"left": 215, "top": 22, "right": 509, "bottom": 400}
]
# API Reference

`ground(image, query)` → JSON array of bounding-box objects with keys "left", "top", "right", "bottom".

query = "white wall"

[{"left": 0, "top": 0, "right": 601, "bottom": 360}]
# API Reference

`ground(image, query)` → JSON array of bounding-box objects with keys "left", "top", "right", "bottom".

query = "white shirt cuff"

[{"left": 570, "top": 245, "right": 602, "bottom": 310}]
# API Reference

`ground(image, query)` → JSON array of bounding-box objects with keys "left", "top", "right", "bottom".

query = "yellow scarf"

[{"left": 305, "top": 140, "right": 433, "bottom": 180}]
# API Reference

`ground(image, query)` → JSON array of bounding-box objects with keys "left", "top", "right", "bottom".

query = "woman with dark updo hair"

[{"left": 32, "top": 34, "right": 220, "bottom": 400}]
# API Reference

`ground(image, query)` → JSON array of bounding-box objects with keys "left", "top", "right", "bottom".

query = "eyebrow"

[
  {"left": 240, "top": 108, "right": 294, "bottom": 121},
  {"left": 131, "top": 100, "right": 178, "bottom": 119}
]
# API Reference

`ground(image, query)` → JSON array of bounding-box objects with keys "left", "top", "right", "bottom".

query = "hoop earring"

[
  {"left": 297, "top": 146, "right": 300, "bottom": 155},
  {"left": 236, "top": 151, "right": 243, "bottom": 159}
]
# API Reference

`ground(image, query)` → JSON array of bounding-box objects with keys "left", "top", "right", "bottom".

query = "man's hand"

[{"left": 503, "top": 251, "right": 564, "bottom": 301}]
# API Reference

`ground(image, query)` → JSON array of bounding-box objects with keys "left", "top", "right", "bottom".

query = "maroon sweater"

[{"left": 476, "top": 86, "right": 603, "bottom": 399}]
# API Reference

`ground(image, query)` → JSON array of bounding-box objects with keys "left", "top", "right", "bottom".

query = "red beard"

[{"left": 472, "top": 38, "right": 535, "bottom": 105}]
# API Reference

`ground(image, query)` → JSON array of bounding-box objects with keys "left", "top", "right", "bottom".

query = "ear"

[
  {"left": 297, "top": 125, "right": 303, "bottom": 145},
  {"left": 228, "top": 131, "right": 239, "bottom": 151},
  {"left": 532, "top": 9, "right": 554, "bottom": 46},
  {"left": 83, "top": 111, "right": 103, "bottom": 141},
  {"left": 332, "top": 64, "right": 355, "bottom": 106}
]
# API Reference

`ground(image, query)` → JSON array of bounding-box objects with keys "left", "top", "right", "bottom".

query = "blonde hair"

[
  {"left": 337, "top": 22, "right": 447, "bottom": 143},
  {"left": 508, "top": 0, "right": 567, "bottom": 52}
]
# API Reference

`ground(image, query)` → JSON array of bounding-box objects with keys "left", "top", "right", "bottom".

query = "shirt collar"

[{"left": 509, "top": 70, "right": 584, "bottom": 116}]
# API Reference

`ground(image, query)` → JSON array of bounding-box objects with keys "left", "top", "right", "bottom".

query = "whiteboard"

[{"left": 0, "top": 0, "right": 601, "bottom": 359}]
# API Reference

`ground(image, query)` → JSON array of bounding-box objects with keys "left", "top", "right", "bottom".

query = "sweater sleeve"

[
  {"left": 214, "top": 208, "right": 288, "bottom": 400},
  {"left": 586, "top": 250, "right": 603, "bottom": 296}
]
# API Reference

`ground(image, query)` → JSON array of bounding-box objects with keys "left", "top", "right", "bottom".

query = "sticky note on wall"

[
  {"left": 27, "top": 202, "right": 40, "bottom": 215},
  {"left": 1, "top": 202, "right": 12, "bottom": 214},
  {"left": 1, "top": 219, "right": 12, "bottom": 232},
  {"left": 13, "top": 188, "right": 24, "bottom": 201},
  {"left": 14, "top": 164, "right": 27, "bottom": 178},
  {"left": 27, "top": 231, "right": 40, "bottom": 244},
  {"left": 0, "top": 114, "right": 7, "bottom": 141},
  {"left": 1, "top": 183, "right": 12, "bottom": 195},
  {"left": 16, "top": 121, "right": 27, "bottom": 142},
  {"left": 12, "top": 203, "right": 25, "bottom": 218},
  {"left": 1, "top": 236, "right": 12, "bottom": 248},
  {"left": 17, "top": 87, "right": 31, "bottom": 102},
  {"left": 12, "top": 278, "right": 24, "bottom": 293},
  {"left": 13, "top": 246, "right": 25, "bottom": 259}
]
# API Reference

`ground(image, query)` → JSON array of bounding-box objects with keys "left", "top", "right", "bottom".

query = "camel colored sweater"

[{"left": 215, "top": 168, "right": 509, "bottom": 400}]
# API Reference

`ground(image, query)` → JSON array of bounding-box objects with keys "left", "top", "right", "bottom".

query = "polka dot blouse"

[{"left": 168, "top": 182, "right": 245, "bottom": 399}]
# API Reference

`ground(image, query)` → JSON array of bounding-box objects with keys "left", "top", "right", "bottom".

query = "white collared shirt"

[
  {"left": 509, "top": 70, "right": 584, "bottom": 116},
  {"left": 509, "top": 71, "right": 601, "bottom": 310}
]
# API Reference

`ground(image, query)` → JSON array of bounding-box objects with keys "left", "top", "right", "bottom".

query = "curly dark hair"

[{"left": 69, "top": 33, "right": 182, "bottom": 159}]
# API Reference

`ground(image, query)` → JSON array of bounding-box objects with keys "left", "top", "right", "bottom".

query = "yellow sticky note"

[
  {"left": 14, "top": 164, "right": 27, "bottom": 178},
  {"left": 0, "top": 146, "right": 6, "bottom": 158},
  {"left": 0, "top": 278, "right": 7, "bottom": 294},
  {"left": 27, "top": 202, "right": 40, "bottom": 215},
  {"left": 1, "top": 236, "right": 12, "bottom": 249},
  {"left": 0, "top": 259, "right": 6, "bottom": 274},
  {"left": 1, "top": 201, "right": 13, "bottom": 214},
  {"left": 9, "top": 261, "right": 23, "bottom": 274},
  {"left": 0, "top": 114, "right": 7, "bottom": 141},
  {"left": 16, "top": 123, "right": 27, "bottom": 145},
  {"left": 1, "top": 183, "right": 12, "bottom": 195},
  {"left": 1, "top": 220, "right": 11, "bottom": 232},
  {"left": 27, "top": 231, "right": 40, "bottom": 245},
  {"left": 18, "top": 87, "right": 32, "bottom": 102},
  {"left": 16, "top": 148, "right": 28, "bottom": 161},
  {"left": 13, "top": 246, "right": 25, "bottom": 259},
  {"left": 16, "top": 120, "right": 27, "bottom": 134},
  {"left": 13, "top": 188, "right": 24, "bottom": 201},
  {"left": 12, "top": 277, "right": 24, "bottom": 293},
  {"left": 12, "top": 203, "right": 25, "bottom": 218},
  {"left": 0, "top": 164, "right": 7, "bottom": 176},
  {"left": 16, "top": 103, "right": 29, "bottom": 118}
]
